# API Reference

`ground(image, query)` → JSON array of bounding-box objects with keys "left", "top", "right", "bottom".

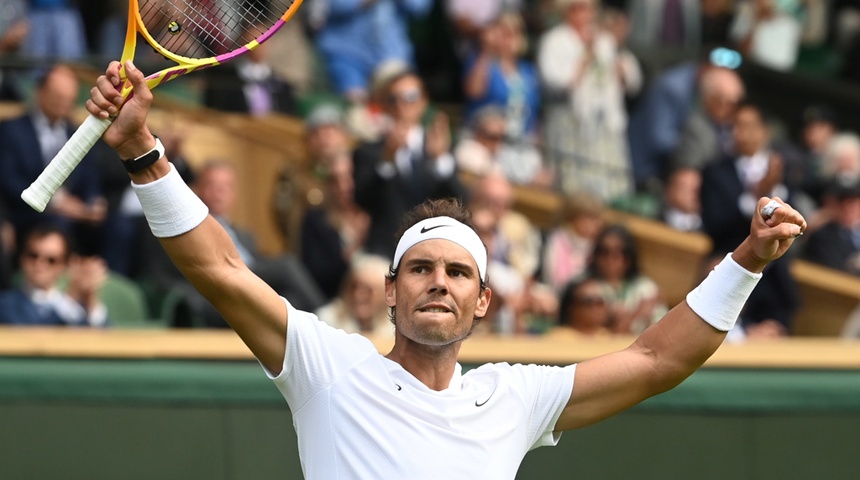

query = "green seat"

[
  {"left": 11, "top": 270, "right": 162, "bottom": 328},
  {"left": 99, "top": 273, "right": 160, "bottom": 328}
]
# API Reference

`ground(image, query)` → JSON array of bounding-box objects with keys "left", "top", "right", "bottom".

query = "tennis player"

[{"left": 87, "top": 60, "right": 807, "bottom": 479}]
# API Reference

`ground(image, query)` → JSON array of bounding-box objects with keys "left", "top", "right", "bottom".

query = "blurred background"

[{"left": 1, "top": 1, "right": 860, "bottom": 478}]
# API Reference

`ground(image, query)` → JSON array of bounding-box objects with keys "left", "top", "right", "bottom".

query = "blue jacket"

[{"left": 315, "top": 0, "right": 432, "bottom": 68}]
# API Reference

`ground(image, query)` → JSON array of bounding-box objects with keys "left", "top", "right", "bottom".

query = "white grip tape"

[
  {"left": 21, "top": 114, "right": 112, "bottom": 212},
  {"left": 686, "top": 253, "right": 763, "bottom": 331},
  {"left": 132, "top": 163, "right": 209, "bottom": 238}
]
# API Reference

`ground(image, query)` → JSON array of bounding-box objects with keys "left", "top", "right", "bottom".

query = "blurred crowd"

[{"left": 0, "top": 0, "right": 859, "bottom": 339}]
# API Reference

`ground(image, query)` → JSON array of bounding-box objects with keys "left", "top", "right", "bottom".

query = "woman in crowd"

[
  {"left": 462, "top": 10, "right": 541, "bottom": 144},
  {"left": 587, "top": 224, "right": 667, "bottom": 335},
  {"left": 537, "top": 0, "right": 641, "bottom": 202}
]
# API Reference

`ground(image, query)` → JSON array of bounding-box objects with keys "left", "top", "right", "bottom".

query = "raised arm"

[
  {"left": 87, "top": 61, "right": 288, "bottom": 374},
  {"left": 555, "top": 197, "right": 806, "bottom": 431}
]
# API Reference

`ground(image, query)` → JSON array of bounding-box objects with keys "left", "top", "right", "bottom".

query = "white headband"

[{"left": 392, "top": 216, "right": 488, "bottom": 282}]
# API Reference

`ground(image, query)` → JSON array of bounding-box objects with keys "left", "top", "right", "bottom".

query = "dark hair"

[
  {"left": 589, "top": 224, "right": 640, "bottom": 281},
  {"left": 558, "top": 276, "right": 585, "bottom": 326},
  {"left": 734, "top": 100, "right": 766, "bottom": 122},
  {"left": 21, "top": 223, "right": 72, "bottom": 261},
  {"left": 385, "top": 197, "right": 488, "bottom": 322}
]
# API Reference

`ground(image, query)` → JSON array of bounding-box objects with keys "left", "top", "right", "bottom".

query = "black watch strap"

[{"left": 121, "top": 135, "right": 165, "bottom": 173}]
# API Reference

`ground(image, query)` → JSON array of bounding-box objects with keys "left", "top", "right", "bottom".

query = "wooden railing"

[
  {"left": 509, "top": 180, "right": 860, "bottom": 336},
  {"left": 4, "top": 326, "right": 860, "bottom": 369}
]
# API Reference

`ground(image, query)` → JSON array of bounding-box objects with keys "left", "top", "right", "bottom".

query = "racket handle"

[{"left": 21, "top": 114, "right": 112, "bottom": 212}]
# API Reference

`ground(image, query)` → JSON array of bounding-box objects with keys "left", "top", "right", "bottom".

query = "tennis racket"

[{"left": 21, "top": 0, "right": 303, "bottom": 212}]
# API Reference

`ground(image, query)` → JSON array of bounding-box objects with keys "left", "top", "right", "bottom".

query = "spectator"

[
  {"left": 462, "top": 10, "right": 541, "bottom": 143},
  {"left": 445, "top": 0, "right": 524, "bottom": 59},
  {"left": 802, "top": 177, "right": 860, "bottom": 276},
  {"left": 660, "top": 166, "right": 703, "bottom": 232},
  {"left": 22, "top": 0, "right": 88, "bottom": 61},
  {"left": 203, "top": 19, "right": 298, "bottom": 117},
  {"left": 470, "top": 172, "right": 543, "bottom": 283},
  {"left": 789, "top": 103, "right": 839, "bottom": 205},
  {"left": 454, "top": 105, "right": 550, "bottom": 187},
  {"left": 627, "top": 57, "right": 718, "bottom": 192},
  {"left": 626, "top": 0, "right": 702, "bottom": 51},
  {"left": 548, "top": 276, "right": 613, "bottom": 337},
  {"left": 599, "top": 6, "right": 642, "bottom": 108},
  {"left": 0, "top": 64, "right": 106, "bottom": 256},
  {"left": 315, "top": 253, "right": 393, "bottom": 338},
  {"left": 0, "top": 206, "right": 14, "bottom": 290},
  {"left": 670, "top": 65, "right": 745, "bottom": 172},
  {"left": 468, "top": 172, "right": 553, "bottom": 334},
  {"left": 587, "top": 224, "right": 667, "bottom": 335},
  {"left": 538, "top": 0, "right": 641, "bottom": 202},
  {"left": 700, "top": 0, "right": 737, "bottom": 49},
  {"left": 308, "top": 0, "right": 433, "bottom": 103},
  {"left": 0, "top": 0, "right": 28, "bottom": 101},
  {"left": 303, "top": 104, "right": 354, "bottom": 170},
  {"left": 352, "top": 67, "right": 469, "bottom": 257},
  {"left": 300, "top": 151, "right": 370, "bottom": 301},
  {"left": 730, "top": 0, "right": 802, "bottom": 71},
  {"left": 821, "top": 133, "right": 860, "bottom": 187},
  {"left": 143, "top": 161, "right": 326, "bottom": 328},
  {"left": 0, "top": 224, "right": 107, "bottom": 326},
  {"left": 802, "top": 133, "right": 860, "bottom": 235},
  {"left": 700, "top": 101, "right": 800, "bottom": 330},
  {"left": 541, "top": 191, "right": 606, "bottom": 292}
]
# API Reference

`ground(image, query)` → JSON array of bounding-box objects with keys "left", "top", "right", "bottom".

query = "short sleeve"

[
  {"left": 509, "top": 363, "right": 577, "bottom": 450},
  {"left": 266, "top": 298, "right": 378, "bottom": 411}
]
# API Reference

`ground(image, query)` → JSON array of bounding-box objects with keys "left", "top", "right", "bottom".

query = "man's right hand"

[
  {"left": 85, "top": 60, "right": 155, "bottom": 160},
  {"left": 733, "top": 197, "right": 806, "bottom": 273}
]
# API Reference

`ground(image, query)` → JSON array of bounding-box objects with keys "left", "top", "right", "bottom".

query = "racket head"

[{"left": 121, "top": 0, "right": 302, "bottom": 95}]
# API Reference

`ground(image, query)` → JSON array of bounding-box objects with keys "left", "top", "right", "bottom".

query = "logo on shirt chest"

[{"left": 475, "top": 387, "right": 496, "bottom": 407}]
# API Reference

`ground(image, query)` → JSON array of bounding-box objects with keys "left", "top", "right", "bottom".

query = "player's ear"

[
  {"left": 474, "top": 287, "right": 492, "bottom": 317},
  {"left": 385, "top": 276, "right": 396, "bottom": 308}
]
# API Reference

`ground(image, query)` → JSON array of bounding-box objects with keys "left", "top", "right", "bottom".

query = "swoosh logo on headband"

[{"left": 420, "top": 225, "right": 450, "bottom": 234}]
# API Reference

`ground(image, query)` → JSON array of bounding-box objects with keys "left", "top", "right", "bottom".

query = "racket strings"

[{"left": 139, "top": 0, "right": 294, "bottom": 59}]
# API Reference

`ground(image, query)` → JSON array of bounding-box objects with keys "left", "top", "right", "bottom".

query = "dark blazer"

[
  {"left": 352, "top": 137, "right": 469, "bottom": 257},
  {"left": 300, "top": 207, "right": 350, "bottom": 300},
  {"left": 700, "top": 156, "right": 800, "bottom": 328},
  {"left": 203, "top": 65, "right": 297, "bottom": 115},
  {"left": 0, "top": 289, "right": 84, "bottom": 326},
  {"left": 0, "top": 113, "right": 103, "bottom": 241},
  {"left": 803, "top": 222, "right": 860, "bottom": 275}
]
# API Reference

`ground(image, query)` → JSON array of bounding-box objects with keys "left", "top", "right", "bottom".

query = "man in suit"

[
  {"left": 700, "top": 101, "right": 799, "bottom": 332},
  {"left": 352, "top": 67, "right": 469, "bottom": 257},
  {"left": 0, "top": 64, "right": 107, "bottom": 256},
  {"left": 803, "top": 177, "right": 860, "bottom": 276},
  {"left": 671, "top": 65, "right": 745, "bottom": 174},
  {"left": 203, "top": 24, "right": 297, "bottom": 117}
]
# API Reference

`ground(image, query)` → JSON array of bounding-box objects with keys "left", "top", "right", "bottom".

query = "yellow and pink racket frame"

[
  {"left": 21, "top": 0, "right": 304, "bottom": 212},
  {"left": 118, "top": 0, "right": 305, "bottom": 103}
]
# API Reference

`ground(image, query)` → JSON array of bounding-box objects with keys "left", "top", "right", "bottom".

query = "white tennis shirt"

[{"left": 267, "top": 300, "right": 577, "bottom": 479}]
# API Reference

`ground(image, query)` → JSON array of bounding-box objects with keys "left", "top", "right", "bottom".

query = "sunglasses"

[
  {"left": 573, "top": 296, "right": 606, "bottom": 307},
  {"left": 595, "top": 246, "right": 626, "bottom": 256},
  {"left": 479, "top": 131, "right": 506, "bottom": 143},
  {"left": 387, "top": 89, "right": 422, "bottom": 105},
  {"left": 24, "top": 251, "right": 62, "bottom": 265}
]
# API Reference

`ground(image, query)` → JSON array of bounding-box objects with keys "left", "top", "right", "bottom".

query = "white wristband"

[
  {"left": 686, "top": 253, "right": 763, "bottom": 331},
  {"left": 132, "top": 163, "right": 208, "bottom": 238}
]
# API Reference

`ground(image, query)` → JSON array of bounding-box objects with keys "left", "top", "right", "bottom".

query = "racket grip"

[{"left": 21, "top": 114, "right": 112, "bottom": 212}]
